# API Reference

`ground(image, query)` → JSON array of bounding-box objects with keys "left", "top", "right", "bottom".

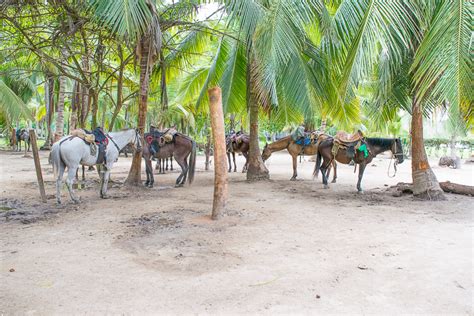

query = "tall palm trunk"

[
  {"left": 246, "top": 53, "right": 269, "bottom": 181},
  {"left": 125, "top": 36, "right": 152, "bottom": 186},
  {"left": 55, "top": 73, "right": 66, "bottom": 141},
  {"left": 411, "top": 102, "right": 445, "bottom": 200}
]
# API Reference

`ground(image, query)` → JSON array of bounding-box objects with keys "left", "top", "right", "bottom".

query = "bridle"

[{"left": 388, "top": 139, "right": 403, "bottom": 178}]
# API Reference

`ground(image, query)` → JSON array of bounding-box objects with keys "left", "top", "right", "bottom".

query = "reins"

[{"left": 387, "top": 140, "right": 402, "bottom": 178}]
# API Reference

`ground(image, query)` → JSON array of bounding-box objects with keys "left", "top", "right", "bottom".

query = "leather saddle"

[
  {"left": 334, "top": 130, "right": 364, "bottom": 145},
  {"left": 70, "top": 127, "right": 108, "bottom": 164}
]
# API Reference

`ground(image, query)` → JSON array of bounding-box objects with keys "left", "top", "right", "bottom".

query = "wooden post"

[
  {"left": 208, "top": 87, "right": 228, "bottom": 220},
  {"left": 29, "top": 129, "right": 47, "bottom": 203}
]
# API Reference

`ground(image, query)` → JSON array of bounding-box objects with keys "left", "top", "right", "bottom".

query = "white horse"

[{"left": 51, "top": 128, "right": 141, "bottom": 204}]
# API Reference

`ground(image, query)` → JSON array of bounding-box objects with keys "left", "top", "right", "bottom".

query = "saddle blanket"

[{"left": 295, "top": 137, "right": 312, "bottom": 146}]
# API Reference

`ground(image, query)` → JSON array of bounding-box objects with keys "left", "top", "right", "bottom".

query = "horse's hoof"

[
  {"left": 323, "top": 184, "right": 329, "bottom": 189},
  {"left": 175, "top": 183, "right": 184, "bottom": 188},
  {"left": 101, "top": 195, "right": 110, "bottom": 199},
  {"left": 331, "top": 179, "right": 337, "bottom": 183},
  {"left": 358, "top": 190, "right": 364, "bottom": 194},
  {"left": 148, "top": 184, "right": 154, "bottom": 188},
  {"left": 72, "top": 199, "right": 80, "bottom": 204},
  {"left": 290, "top": 177, "right": 296, "bottom": 181}
]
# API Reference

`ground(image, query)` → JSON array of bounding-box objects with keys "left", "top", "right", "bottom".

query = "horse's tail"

[
  {"left": 313, "top": 151, "right": 322, "bottom": 179},
  {"left": 187, "top": 140, "right": 196, "bottom": 185},
  {"left": 51, "top": 142, "right": 62, "bottom": 179}
]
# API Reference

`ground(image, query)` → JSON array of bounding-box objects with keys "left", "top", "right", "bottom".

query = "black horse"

[{"left": 314, "top": 137, "right": 404, "bottom": 192}]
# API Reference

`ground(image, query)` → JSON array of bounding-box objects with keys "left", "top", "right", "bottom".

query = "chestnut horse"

[
  {"left": 314, "top": 137, "right": 404, "bottom": 192},
  {"left": 261, "top": 135, "right": 337, "bottom": 181}
]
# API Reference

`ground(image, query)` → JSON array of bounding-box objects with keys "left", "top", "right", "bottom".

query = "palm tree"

[{"left": 90, "top": 0, "right": 162, "bottom": 185}]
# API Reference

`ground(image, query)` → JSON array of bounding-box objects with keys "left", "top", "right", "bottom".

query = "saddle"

[
  {"left": 70, "top": 127, "right": 108, "bottom": 164},
  {"left": 145, "top": 127, "right": 177, "bottom": 155},
  {"left": 332, "top": 130, "right": 369, "bottom": 159}
]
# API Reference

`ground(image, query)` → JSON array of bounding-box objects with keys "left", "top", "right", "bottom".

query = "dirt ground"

[{"left": 0, "top": 149, "right": 472, "bottom": 314}]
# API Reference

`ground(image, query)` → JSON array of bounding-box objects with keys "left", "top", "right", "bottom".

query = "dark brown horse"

[
  {"left": 142, "top": 132, "right": 196, "bottom": 188},
  {"left": 226, "top": 132, "right": 250, "bottom": 172},
  {"left": 314, "top": 137, "right": 404, "bottom": 192},
  {"left": 262, "top": 135, "right": 337, "bottom": 181}
]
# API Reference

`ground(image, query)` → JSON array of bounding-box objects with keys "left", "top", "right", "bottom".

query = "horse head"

[{"left": 392, "top": 138, "right": 404, "bottom": 164}]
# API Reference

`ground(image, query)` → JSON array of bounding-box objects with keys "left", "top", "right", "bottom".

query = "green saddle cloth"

[{"left": 358, "top": 143, "right": 369, "bottom": 158}]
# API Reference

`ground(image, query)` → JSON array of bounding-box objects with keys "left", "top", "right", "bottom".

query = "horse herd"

[{"left": 41, "top": 127, "right": 403, "bottom": 204}]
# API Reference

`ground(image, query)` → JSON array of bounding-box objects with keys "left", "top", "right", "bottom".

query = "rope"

[{"left": 387, "top": 155, "right": 397, "bottom": 178}]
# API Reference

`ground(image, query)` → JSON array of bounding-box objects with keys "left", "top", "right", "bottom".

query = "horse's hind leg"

[
  {"left": 356, "top": 163, "right": 366, "bottom": 193},
  {"left": 174, "top": 157, "right": 186, "bottom": 187},
  {"left": 66, "top": 166, "right": 80, "bottom": 203},
  {"left": 56, "top": 162, "right": 66, "bottom": 204},
  {"left": 165, "top": 158, "right": 169, "bottom": 171},
  {"left": 170, "top": 156, "right": 174, "bottom": 170},
  {"left": 321, "top": 158, "right": 332, "bottom": 189},
  {"left": 290, "top": 154, "right": 297, "bottom": 180},
  {"left": 232, "top": 152, "right": 237, "bottom": 172}
]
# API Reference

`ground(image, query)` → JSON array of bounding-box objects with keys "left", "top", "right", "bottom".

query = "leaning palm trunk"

[
  {"left": 125, "top": 36, "right": 152, "bottom": 186},
  {"left": 411, "top": 102, "right": 445, "bottom": 200}
]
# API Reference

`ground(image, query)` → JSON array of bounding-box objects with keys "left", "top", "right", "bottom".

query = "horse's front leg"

[
  {"left": 227, "top": 152, "right": 232, "bottom": 172},
  {"left": 331, "top": 161, "right": 337, "bottom": 183},
  {"left": 356, "top": 163, "right": 366, "bottom": 193},
  {"left": 290, "top": 154, "right": 297, "bottom": 180},
  {"left": 100, "top": 167, "right": 111, "bottom": 199},
  {"left": 66, "top": 166, "right": 80, "bottom": 203},
  {"left": 232, "top": 152, "right": 237, "bottom": 172},
  {"left": 145, "top": 159, "right": 153, "bottom": 187}
]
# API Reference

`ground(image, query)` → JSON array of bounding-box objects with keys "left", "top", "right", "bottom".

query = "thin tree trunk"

[
  {"left": 125, "top": 36, "right": 152, "bottom": 186},
  {"left": 70, "top": 81, "right": 79, "bottom": 131},
  {"left": 205, "top": 122, "right": 211, "bottom": 171},
  {"left": 109, "top": 47, "right": 124, "bottom": 131},
  {"left": 320, "top": 117, "right": 327, "bottom": 132},
  {"left": 55, "top": 73, "right": 66, "bottom": 142},
  {"left": 42, "top": 76, "right": 55, "bottom": 149},
  {"left": 160, "top": 51, "right": 168, "bottom": 110},
  {"left": 246, "top": 54, "right": 269, "bottom": 181},
  {"left": 208, "top": 87, "right": 228, "bottom": 219},
  {"left": 411, "top": 102, "right": 445, "bottom": 200},
  {"left": 91, "top": 89, "right": 99, "bottom": 128}
]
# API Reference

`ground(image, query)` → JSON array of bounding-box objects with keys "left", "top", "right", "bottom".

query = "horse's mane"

[{"left": 366, "top": 137, "right": 394, "bottom": 148}]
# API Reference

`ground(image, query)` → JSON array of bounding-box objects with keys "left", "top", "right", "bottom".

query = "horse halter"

[{"left": 388, "top": 140, "right": 402, "bottom": 178}]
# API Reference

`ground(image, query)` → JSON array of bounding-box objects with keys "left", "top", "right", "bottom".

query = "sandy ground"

[{"left": 0, "top": 149, "right": 473, "bottom": 315}]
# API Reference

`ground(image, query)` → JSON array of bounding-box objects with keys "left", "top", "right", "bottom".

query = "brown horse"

[
  {"left": 155, "top": 156, "right": 174, "bottom": 173},
  {"left": 226, "top": 132, "right": 250, "bottom": 172},
  {"left": 142, "top": 132, "right": 196, "bottom": 188},
  {"left": 262, "top": 135, "right": 337, "bottom": 181},
  {"left": 314, "top": 137, "right": 404, "bottom": 192}
]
